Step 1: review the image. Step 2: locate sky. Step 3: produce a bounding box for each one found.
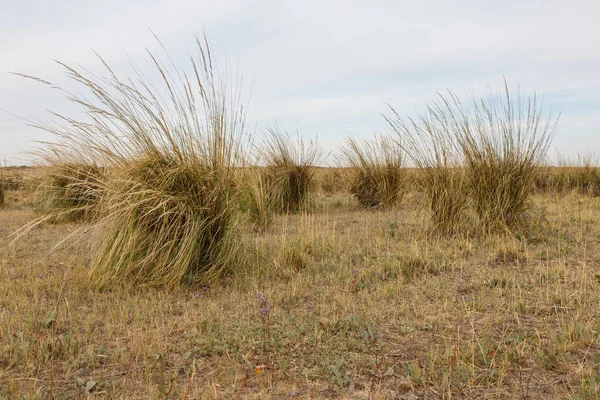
[0,0,599,165]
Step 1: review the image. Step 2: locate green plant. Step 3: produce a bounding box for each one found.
[341,135,405,208]
[329,361,351,392]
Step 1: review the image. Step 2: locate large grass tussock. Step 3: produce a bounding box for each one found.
[456,85,557,233]
[23,36,247,288]
[386,103,467,234]
[388,83,557,235]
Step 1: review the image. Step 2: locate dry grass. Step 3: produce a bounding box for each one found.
[457,85,557,233]
[2,170,600,398]
[387,84,557,235]
[386,103,467,234]
[16,36,248,289]
[34,163,105,222]
[4,33,599,399]
[341,135,405,209]
[534,156,600,197]
[239,167,274,231]
[316,168,348,196]
[262,129,325,213]
[570,154,600,197]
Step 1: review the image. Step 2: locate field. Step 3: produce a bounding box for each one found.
[2,168,600,399]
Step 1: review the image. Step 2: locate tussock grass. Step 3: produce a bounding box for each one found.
[239,167,274,231]
[341,135,405,208]
[571,154,600,196]
[4,166,600,398]
[263,129,324,213]
[34,163,105,222]
[456,85,557,233]
[388,83,557,235]
[19,36,248,288]
[386,104,467,234]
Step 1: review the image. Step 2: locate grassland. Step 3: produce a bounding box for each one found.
[2,168,600,399]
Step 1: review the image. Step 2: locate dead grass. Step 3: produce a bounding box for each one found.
[2,168,600,398]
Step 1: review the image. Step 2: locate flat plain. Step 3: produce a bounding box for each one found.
[2,168,600,399]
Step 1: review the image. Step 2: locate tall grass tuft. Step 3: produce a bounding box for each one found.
[341,135,405,208]
[388,83,558,234]
[239,167,274,231]
[19,35,247,288]
[386,104,467,234]
[35,163,105,222]
[456,85,557,233]
[263,129,324,213]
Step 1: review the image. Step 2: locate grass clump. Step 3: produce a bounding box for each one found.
[386,104,467,234]
[341,135,405,209]
[91,154,241,288]
[239,167,274,231]
[456,84,557,233]
[20,35,247,288]
[34,163,105,222]
[263,129,324,213]
[572,154,600,196]
[388,82,558,235]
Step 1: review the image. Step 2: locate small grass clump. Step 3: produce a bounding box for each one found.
[572,154,600,196]
[20,36,248,288]
[239,167,274,231]
[263,129,324,213]
[34,163,105,222]
[341,135,405,209]
[318,168,347,195]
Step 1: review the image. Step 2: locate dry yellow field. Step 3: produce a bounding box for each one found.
[1,169,600,399]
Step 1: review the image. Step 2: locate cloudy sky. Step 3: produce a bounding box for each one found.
[1,0,599,165]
